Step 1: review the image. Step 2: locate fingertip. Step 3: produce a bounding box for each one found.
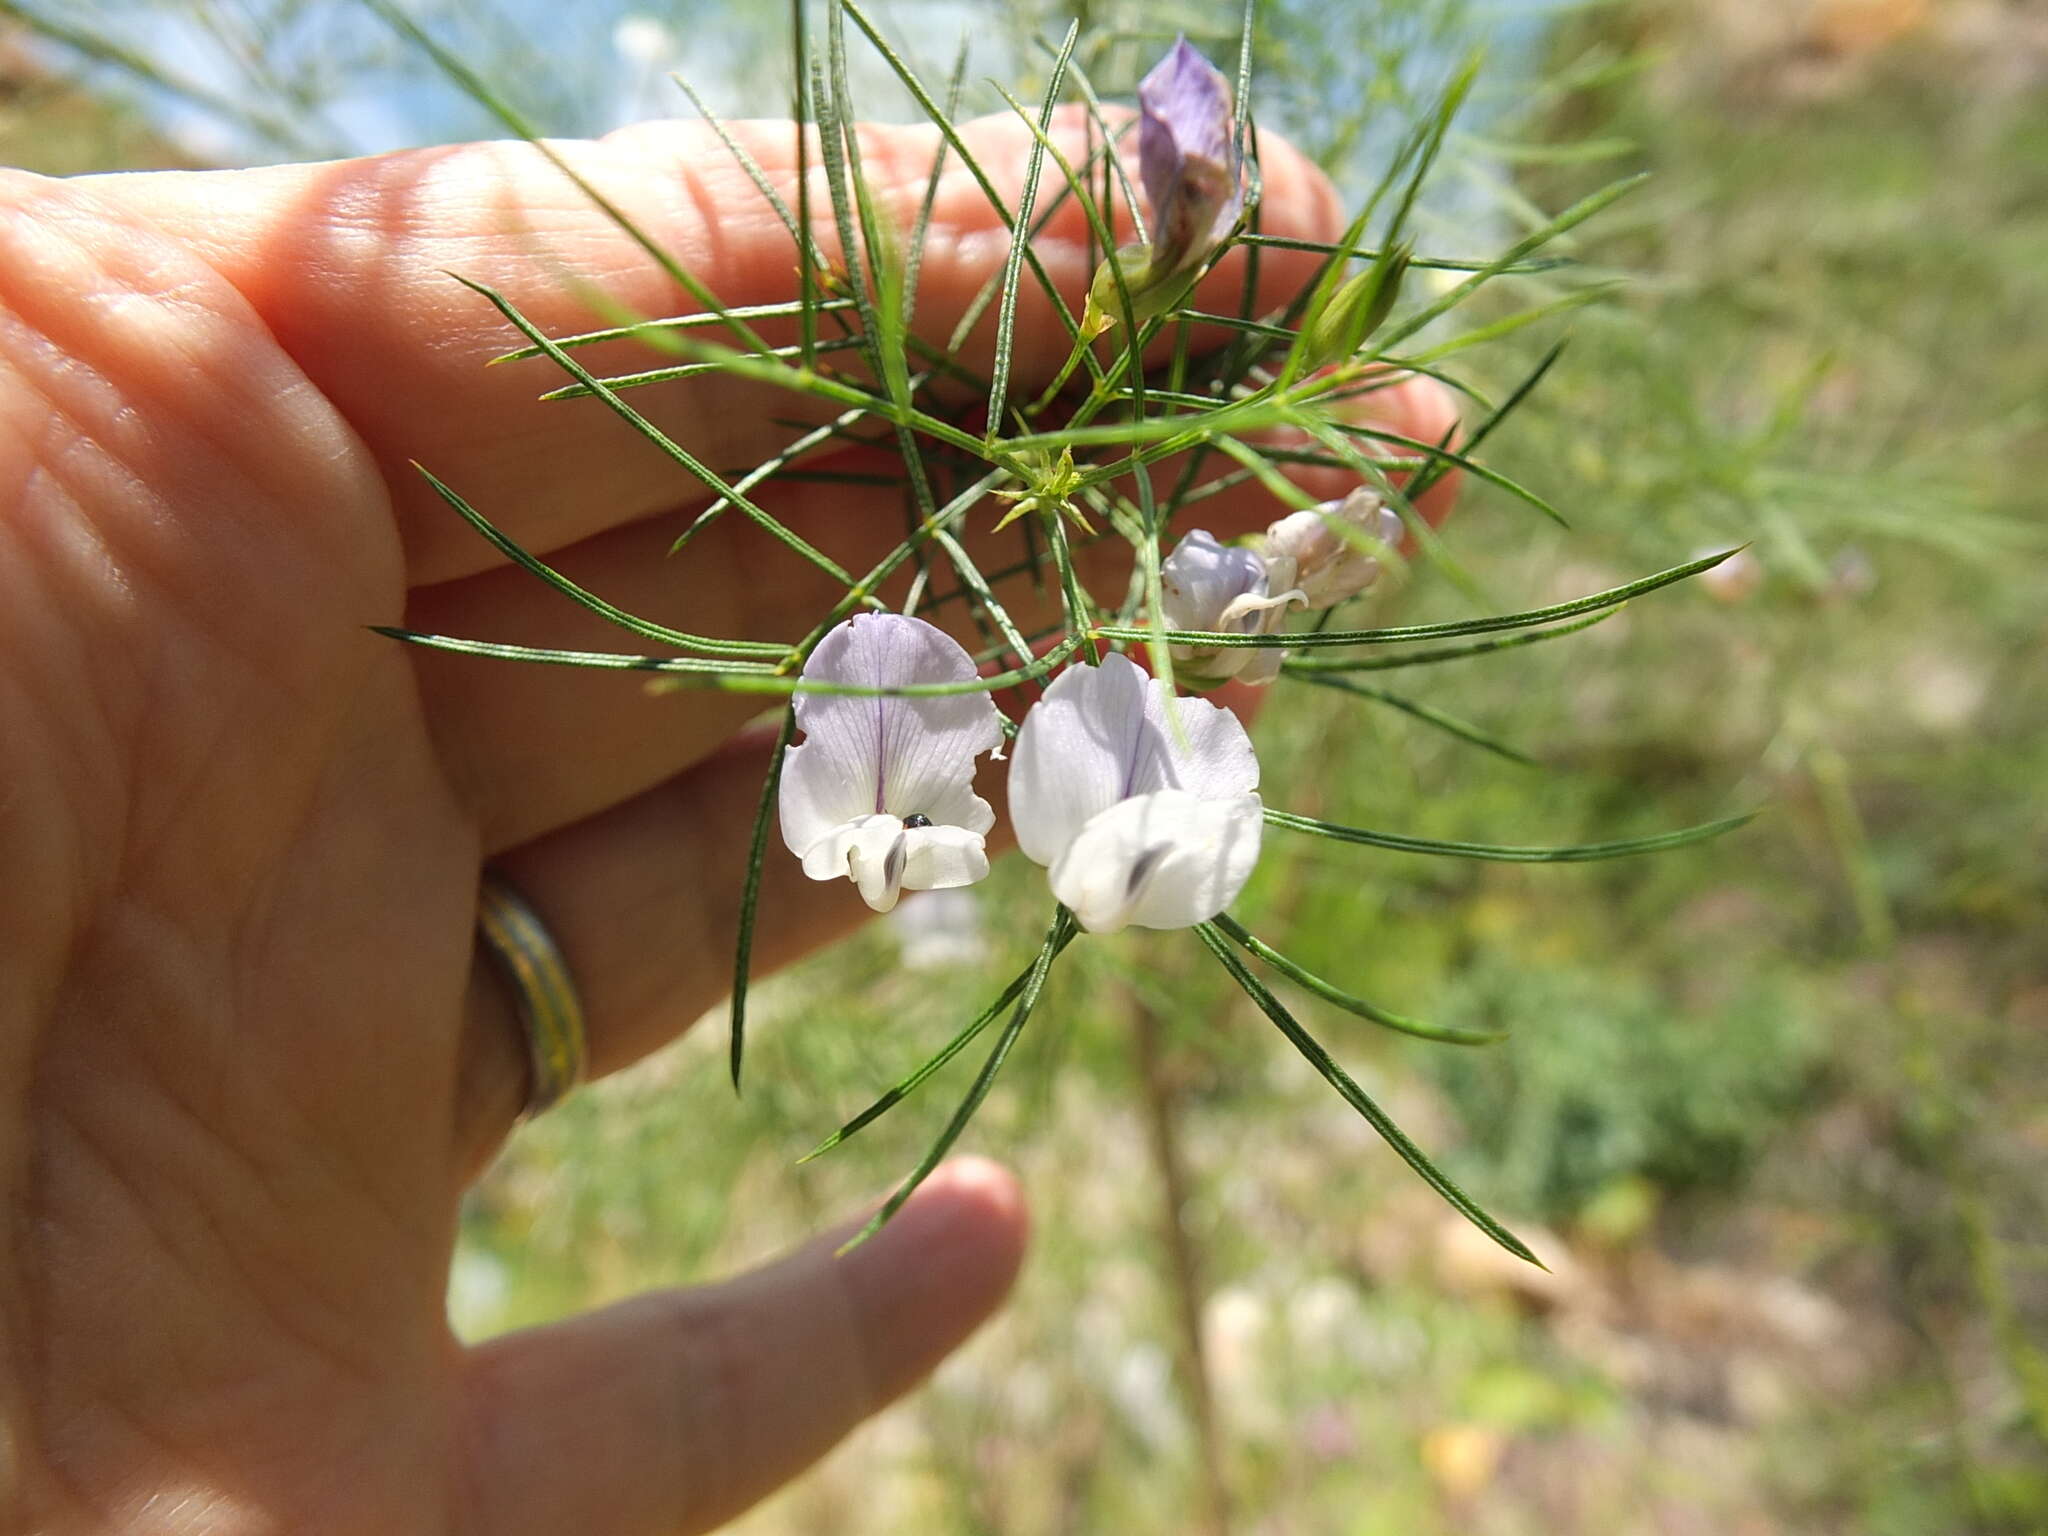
[837,1158,1029,1402]
[1374,372,1464,529]
[1374,371,1464,454]
[1308,369,1463,530]
[920,1154,1032,1248]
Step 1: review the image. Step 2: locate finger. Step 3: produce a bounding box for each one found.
[90,109,1345,584]
[453,729,878,1160]
[410,372,1463,851]
[456,1158,1027,1536]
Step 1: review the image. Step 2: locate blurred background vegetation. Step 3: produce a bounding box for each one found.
[9,0,2044,1529]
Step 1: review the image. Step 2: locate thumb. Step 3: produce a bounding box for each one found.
[453,1158,1028,1536]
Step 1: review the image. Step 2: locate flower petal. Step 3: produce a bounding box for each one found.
[798,813,905,911]
[1049,788,1264,933]
[1137,37,1241,272]
[1009,653,1262,865]
[1231,644,1287,688]
[1008,652,1155,865]
[795,812,991,913]
[779,613,1002,857]
[1137,671,1260,801]
[1161,528,1269,635]
[898,824,991,895]
[1263,490,1404,609]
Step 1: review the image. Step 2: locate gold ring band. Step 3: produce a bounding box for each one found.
[476,871,588,1116]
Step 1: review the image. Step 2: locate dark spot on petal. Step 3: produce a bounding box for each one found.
[1125,843,1171,902]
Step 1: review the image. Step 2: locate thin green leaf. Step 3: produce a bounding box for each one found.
[1323,416,1568,528]
[793,0,817,366]
[1407,335,1568,502]
[410,465,784,658]
[450,275,861,585]
[1282,604,1620,673]
[1460,132,1637,166]
[371,627,783,677]
[801,922,1083,1160]
[671,71,805,251]
[671,404,873,553]
[1409,283,1619,366]
[815,0,953,627]
[902,41,971,334]
[536,335,866,397]
[1195,922,1538,1264]
[1093,548,1741,650]
[1263,807,1759,862]
[987,20,1081,440]
[1056,51,1147,244]
[1212,914,1504,1045]
[1289,671,1537,765]
[372,627,1085,697]
[1382,55,1479,254]
[1236,233,1572,275]
[490,298,857,362]
[843,908,1075,1251]
[929,528,1035,678]
[732,706,799,1087]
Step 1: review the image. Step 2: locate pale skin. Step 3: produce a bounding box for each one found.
[0,108,1458,1534]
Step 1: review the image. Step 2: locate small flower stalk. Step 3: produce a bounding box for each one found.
[1008,653,1264,934]
[778,614,1004,913]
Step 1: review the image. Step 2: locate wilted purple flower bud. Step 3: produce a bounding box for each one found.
[1160,529,1301,686]
[1261,489,1406,609]
[1138,37,1243,278]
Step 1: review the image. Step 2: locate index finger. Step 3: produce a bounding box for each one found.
[89,107,1346,584]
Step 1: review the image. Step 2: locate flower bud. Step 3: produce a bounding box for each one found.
[1302,241,1412,371]
[1160,529,1302,686]
[1137,38,1243,281]
[1261,489,1405,609]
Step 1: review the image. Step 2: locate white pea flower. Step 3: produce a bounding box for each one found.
[1159,528,1302,687]
[1009,652,1263,934]
[778,613,1004,913]
[1261,487,1406,609]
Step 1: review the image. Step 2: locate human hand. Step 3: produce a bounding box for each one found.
[0,109,1457,1534]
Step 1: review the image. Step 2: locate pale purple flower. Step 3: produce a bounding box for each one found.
[778,614,1003,912]
[1261,488,1406,609]
[1008,653,1263,934]
[1159,528,1301,686]
[1138,37,1243,277]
